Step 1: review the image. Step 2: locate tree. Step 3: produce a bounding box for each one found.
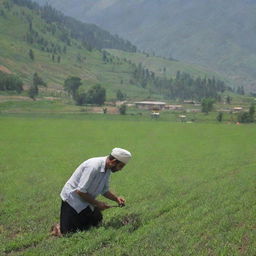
[76,54,82,63]
[237,112,251,123]
[64,76,82,100]
[28,73,47,100]
[28,85,38,101]
[28,20,33,32]
[237,104,255,123]
[237,86,245,95]
[216,112,223,122]
[119,104,127,115]
[85,84,106,105]
[249,103,255,122]
[0,71,23,93]
[74,92,87,105]
[74,84,106,106]
[116,89,126,101]
[226,95,232,104]
[102,51,108,63]
[201,98,215,114]
[29,49,34,60]
[33,72,47,87]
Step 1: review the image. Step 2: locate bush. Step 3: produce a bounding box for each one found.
[0,71,23,93]
[63,76,82,100]
[237,104,255,123]
[85,84,106,105]
[237,112,253,123]
[116,89,126,101]
[216,112,223,122]
[119,104,127,115]
[74,84,106,106]
[201,98,215,114]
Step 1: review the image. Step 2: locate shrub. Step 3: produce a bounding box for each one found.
[119,104,127,115]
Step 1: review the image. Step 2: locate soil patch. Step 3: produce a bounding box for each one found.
[0,65,12,74]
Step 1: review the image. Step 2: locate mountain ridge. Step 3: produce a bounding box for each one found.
[33,0,256,92]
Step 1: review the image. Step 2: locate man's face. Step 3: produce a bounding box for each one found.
[109,160,125,173]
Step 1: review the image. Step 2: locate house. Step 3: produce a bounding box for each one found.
[233,107,243,112]
[183,100,196,104]
[134,101,166,110]
[165,105,183,110]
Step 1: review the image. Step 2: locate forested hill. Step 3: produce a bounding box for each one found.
[33,0,256,92]
[0,0,144,101]
[0,0,233,103]
[11,0,136,52]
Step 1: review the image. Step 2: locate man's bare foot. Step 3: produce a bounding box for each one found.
[50,223,62,237]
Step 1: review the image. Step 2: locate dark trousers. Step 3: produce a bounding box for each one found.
[60,201,103,234]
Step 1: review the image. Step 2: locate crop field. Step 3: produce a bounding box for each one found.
[0,114,255,256]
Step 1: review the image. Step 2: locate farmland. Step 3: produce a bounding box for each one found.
[0,114,255,256]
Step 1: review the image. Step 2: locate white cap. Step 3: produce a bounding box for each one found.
[111,148,132,164]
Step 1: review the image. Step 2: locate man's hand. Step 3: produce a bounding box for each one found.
[103,191,126,207]
[95,201,110,211]
[76,190,111,211]
[116,197,126,207]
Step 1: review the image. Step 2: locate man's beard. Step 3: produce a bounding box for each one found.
[111,168,118,173]
[110,165,119,172]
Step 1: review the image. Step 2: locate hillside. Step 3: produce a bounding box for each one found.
[0,0,235,105]
[0,0,150,101]
[34,0,256,92]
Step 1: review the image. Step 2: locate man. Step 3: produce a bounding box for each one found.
[59,147,132,235]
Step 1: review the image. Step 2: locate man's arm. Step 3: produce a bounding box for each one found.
[76,190,110,211]
[103,191,126,207]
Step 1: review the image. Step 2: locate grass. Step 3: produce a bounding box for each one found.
[0,114,255,255]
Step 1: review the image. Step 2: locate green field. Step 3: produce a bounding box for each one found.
[0,114,255,256]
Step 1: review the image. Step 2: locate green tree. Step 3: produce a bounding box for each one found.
[74,84,106,106]
[249,103,255,122]
[33,72,47,87]
[85,84,106,105]
[237,86,245,95]
[64,76,82,100]
[226,95,232,104]
[75,92,87,106]
[102,51,108,63]
[119,104,127,115]
[0,71,23,93]
[237,112,251,123]
[28,85,38,101]
[237,104,255,123]
[28,73,47,100]
[116,89,126,101]
[201,98,215,114]
[216,112,223,122]
[29,49,34,60]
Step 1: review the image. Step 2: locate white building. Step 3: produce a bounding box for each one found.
[134,101,166,110]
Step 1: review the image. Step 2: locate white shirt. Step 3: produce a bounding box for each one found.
[60,156,111,213]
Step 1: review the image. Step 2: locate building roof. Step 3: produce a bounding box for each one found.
[134,101,166,105]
